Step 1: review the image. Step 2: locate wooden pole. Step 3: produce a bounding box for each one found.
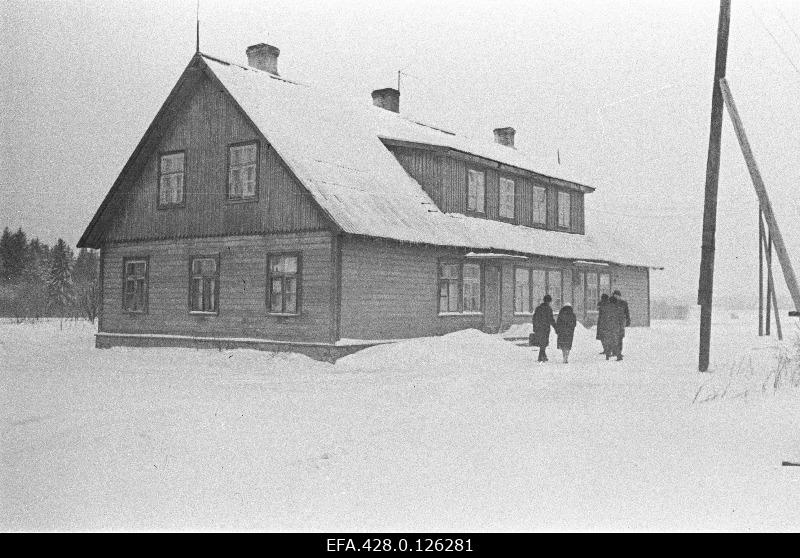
[719,77,800,315]
[766,227,772,336]
[759,206,764,336]
[698,0,731,372]
[761,224,784,340]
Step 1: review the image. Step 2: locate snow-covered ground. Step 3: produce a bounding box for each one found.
[1,315,799,532]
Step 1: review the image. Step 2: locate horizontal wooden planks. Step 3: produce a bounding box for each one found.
[105,74,326,244]
[101,232,334,342]
[390,145,584,233]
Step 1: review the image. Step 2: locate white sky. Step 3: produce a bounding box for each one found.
[2,0,799,306]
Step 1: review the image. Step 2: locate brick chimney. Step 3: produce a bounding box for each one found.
[246,43,280,75]
[372,88,400,113]
[493,127,516,148]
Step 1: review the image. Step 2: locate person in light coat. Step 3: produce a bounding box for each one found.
[556,304,577,364]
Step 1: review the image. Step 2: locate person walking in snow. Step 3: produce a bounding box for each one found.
[596,293,612,358]
[532,294,557,362]
[609,290,631,360]
[556,304,577,364]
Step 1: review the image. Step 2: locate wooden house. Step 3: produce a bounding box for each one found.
[78,44,660,360]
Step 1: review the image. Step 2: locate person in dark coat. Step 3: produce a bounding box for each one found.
[531,295,557,362]
[596,293,612,358]
[610,290,631,360]
[556,305,577,364]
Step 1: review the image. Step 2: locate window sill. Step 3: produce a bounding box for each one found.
[438,311,484,317]
[189,311,219,316]
[226,196,259,204]
[269,312,300,317]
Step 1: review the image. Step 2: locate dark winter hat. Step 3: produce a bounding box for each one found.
[600,293,609,301]
[543,294,552,303]
[613,290,621,296]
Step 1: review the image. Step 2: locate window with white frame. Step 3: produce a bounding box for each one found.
[562,269,573,307]
[558,191,572,228]
[438,261,483,314]
[531,269,546,307]
[123,258,148,313]
[599,273,611,296]
[467,169,485,213]
[438,262,461,313]
[586,271,599,309]
[499,177,515,219]
[532,185,547,225]
[547,269,562,310]
[514,267,531,314]
[268,254,299,314]
[158,152,185,206]
[462,263,482,312]
[228,142,258,200]
[190,257,219,313]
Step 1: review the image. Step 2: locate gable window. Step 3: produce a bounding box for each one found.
[158,152,185,207]
[558,191,572,228]
[532,186,547,225]
[189,256,219,314]
[268,254,299,315]
[514,267,531,314]
[499,177,515,219]
[228,142,258,200]
[467,169,485,213]
[462,263,482,312]
[123,258,148,313]
[438,261,483,314]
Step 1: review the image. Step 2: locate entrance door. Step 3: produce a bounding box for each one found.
[484,265,502,333]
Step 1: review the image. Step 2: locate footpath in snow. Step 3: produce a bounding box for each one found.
[1,315,799,531]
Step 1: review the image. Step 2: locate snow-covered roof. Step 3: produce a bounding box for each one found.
[202,54,658,269]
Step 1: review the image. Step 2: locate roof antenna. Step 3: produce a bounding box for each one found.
[195,0,200,53]
[557,148,561,165]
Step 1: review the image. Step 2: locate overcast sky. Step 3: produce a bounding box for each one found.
[2,0,799,305]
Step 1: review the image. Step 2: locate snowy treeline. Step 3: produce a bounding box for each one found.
[0,227,98,322]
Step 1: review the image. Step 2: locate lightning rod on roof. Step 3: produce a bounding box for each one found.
[195,0,200,53]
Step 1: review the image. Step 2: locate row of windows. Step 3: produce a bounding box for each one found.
[513,267,611,314]
[157,141,259,208]
[466,168,573,228]
[122,253,299,315]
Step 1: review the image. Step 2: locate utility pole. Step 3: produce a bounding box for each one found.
[697,0,731,372]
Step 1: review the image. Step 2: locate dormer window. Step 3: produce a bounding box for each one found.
[558,191,572,228]
[467,169,485,213]
[532,185,547,225]
[228,142,259,200]
[499,177,515,220]
[158,151,185,207]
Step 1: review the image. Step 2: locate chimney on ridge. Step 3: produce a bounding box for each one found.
[493,127,516,148]
[246,43,280,75]
[372,88,400,113]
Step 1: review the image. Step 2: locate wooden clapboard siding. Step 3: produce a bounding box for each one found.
[100,232,334,342]
[339,237,484,340]
[393,147,443,206]
[388,145,584,233]
[610,265,650,327]
[104,73,326,244]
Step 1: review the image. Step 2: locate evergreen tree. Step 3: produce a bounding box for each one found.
[47,238,74,315]
[73,248,100,322]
